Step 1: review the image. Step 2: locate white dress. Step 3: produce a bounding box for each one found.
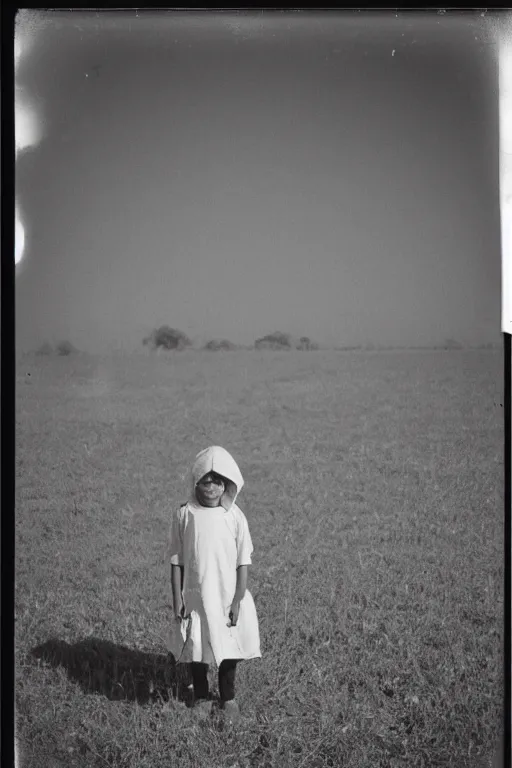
[167,500,261,666]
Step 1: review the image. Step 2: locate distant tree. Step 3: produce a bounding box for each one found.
[477,341,498,350]
[35,342,54,356]
[254,331,292,350]
[56,340,77,356]
[204,339,237,351]
[297,336,319,350]
[143,326,192,351]
[443,338,464,350]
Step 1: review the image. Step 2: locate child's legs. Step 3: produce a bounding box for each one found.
[190,662,209,700]
[218,659,238,702]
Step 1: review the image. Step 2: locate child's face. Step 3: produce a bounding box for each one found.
[195,472,226,507]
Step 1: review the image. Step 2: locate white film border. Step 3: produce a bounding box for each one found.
[15,11,43,267]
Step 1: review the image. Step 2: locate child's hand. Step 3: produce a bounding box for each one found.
[228,600,240,627]
[174,604,184,622]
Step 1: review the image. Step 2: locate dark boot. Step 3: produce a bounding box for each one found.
[218,659,240,721]
[190,662,209,703]
[218,658,237,702]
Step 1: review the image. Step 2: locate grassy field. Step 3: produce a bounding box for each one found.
[15,349,504,768]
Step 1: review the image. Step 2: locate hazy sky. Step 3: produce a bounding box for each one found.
[15,10,501,351]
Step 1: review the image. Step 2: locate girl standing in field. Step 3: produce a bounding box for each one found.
[168,446,261,720]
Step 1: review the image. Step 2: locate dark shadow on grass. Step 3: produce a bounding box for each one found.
[30,637,193,705]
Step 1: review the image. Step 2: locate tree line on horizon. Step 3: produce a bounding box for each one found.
[142,327,319,351]
[29,326,500,356]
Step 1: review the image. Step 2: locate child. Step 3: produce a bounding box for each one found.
[168,446,261,719]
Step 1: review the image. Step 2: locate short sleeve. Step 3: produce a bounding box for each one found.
[169,506,184,566]
[236,510,254,567]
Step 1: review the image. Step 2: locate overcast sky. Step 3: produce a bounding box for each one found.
[15,10,501,351]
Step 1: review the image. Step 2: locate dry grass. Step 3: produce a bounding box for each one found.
[15,349,504,767]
